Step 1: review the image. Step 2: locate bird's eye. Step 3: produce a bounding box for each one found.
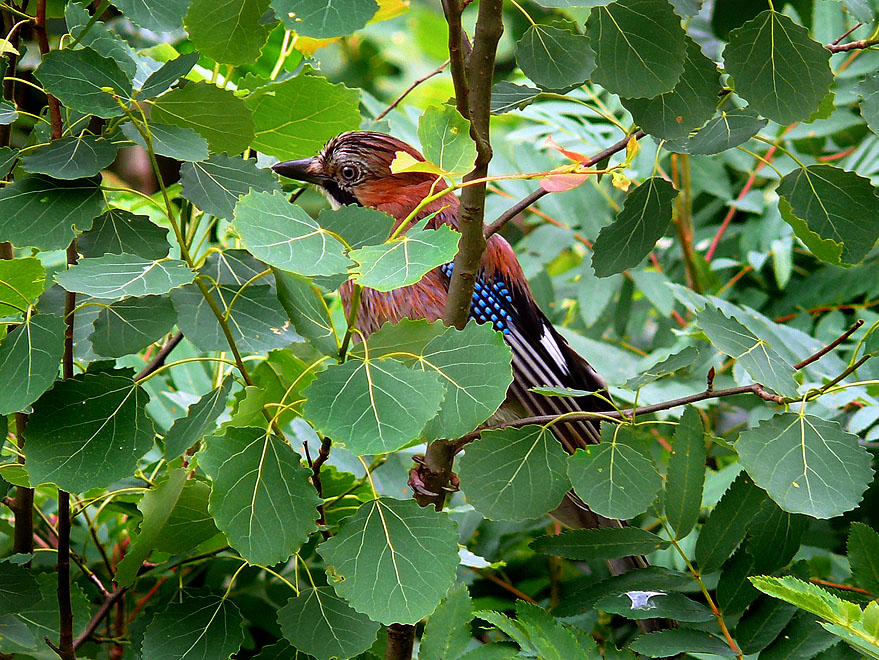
[340,165,359,181]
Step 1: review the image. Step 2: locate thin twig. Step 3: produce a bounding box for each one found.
[827,37,879,52]
[310,437,332,541]
[484,130,646,238]
[375,60,450,121]
[794,319,863,370]
[832,23,862,46]
[72,587,126,650]
[134,332,183,381]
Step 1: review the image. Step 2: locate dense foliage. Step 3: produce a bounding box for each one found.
[3,0,879,658]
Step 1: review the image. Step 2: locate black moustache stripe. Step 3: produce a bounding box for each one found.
[321,179,360,207]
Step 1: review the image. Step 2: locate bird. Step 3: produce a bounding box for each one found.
[273,131,650,578]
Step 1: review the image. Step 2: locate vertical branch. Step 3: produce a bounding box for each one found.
[12,413,33,558]
[33,0,62,139]
[671,153,700,292]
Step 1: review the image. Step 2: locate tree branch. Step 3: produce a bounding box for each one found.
[827,37,879,53]
[133,331,183,381]
[33,0,62,140]
[375,60,450,122]
[484,130,646,238]
[794,319,863,370]
[73,587,126,650]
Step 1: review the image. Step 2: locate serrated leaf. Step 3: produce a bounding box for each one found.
[349,221,459,291]
[181,155,280,221]
[56,254,194,300]
[277,587,380,660]
[34,47,131,118]
[458,425,570,521]
[90,295,177,357]
[199,426,320,565]
[736,413,873,519]
[586,0,686,98]
[318,498,459,625]
[0,175,103,251]
[137,53,200,99]
[776,165,879,266]
[164,378,232,459]
[417,104,477,175]
[624,346,699,389]
[273,269,339,356]
[20,136,118,179]
[665,108,768,155]
[151,82,254,155]
[622,37,719,140]
[23,371,154,492]
[77,209,170,259]
[245,75,361,160]
[591,177,677,277]
[664,406,705,539]
[724,11,832,124]
[0,313,65,415]
[421,584,473,660]
[0,257,45,317]
[532,527,670,560]
[185,0,273,66]
[698,304,798,398]
[303,357,445,455]
[316,205,395,250]
[629,629,735,657]
[15,573,90,651]
[695,472,769,574]
[0,562,40,616]
[110,0,187,32]
[596,591,713,622]
[750,576,863,625]
[567,424,663,519]
[122,121,209,162]
[142,595,244,660]
[273,0,378,37]
[516,24,594,90]
[848,523,879,596]
[234,190,350,277]
[0,101,18,125]
[491,82,541,115]
[514,601,597,659]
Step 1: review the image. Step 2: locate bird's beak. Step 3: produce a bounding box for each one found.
[272,157,323,184]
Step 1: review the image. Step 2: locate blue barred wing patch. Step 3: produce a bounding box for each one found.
[441,262,513,335]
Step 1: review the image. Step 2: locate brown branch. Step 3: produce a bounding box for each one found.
[385,624,416,660]
[441,0,471,124]
[484,130,646,238]
[52,491,75,659]
[309,437,332,541]
[794,319,863,370]
[832,23,862,46]
[133,331,183,381]
[374,60,450,122]
[12,413,33,559]
[33,0,62,140]
[73,587,126,650]
[827,37,879,53]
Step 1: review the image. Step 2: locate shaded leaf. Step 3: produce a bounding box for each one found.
[629,629,735,657]
[664,406,705,539]
[164,378,233,459]
[664,108,768,155]
[318,498,459,625]
[459,425,570,521]
[491,82,541,114]
[185,0,273,66]
[0,562,40,616]
[137,53,200,99]
[596,591,714,622]
[142,595,244,660]
[316,205,395,250]
[0,314,65,415]
[624,346,699,390]
[20,136,117,179]
[737,413,873,518]
[0,146,17,178]
[152,478,219,553]
[859,71,879,138]
[15,573,89,651]
[90,295,177,357]
[77,209,170,259]
[65,1,137,78]
[181,155,280,220]
[532,527,670,560]
[736,595,797,655]
[274,269,339,356]
[110,0,188,31]
[516,24,594,90]
[848,523,879,596]
[272,0,378,37]
[122,121,209,162]
[56,254,194,300]
[0,101,18,125]
[34,47,132,118]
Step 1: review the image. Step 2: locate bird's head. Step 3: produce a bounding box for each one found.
[272,131,458,227]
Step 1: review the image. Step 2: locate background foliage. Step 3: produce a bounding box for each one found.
[3,0,879,658]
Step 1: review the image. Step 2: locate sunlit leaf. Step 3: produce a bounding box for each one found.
[185,0,273,66]
[65,1,137,78]
[0,257,46,317]
[0,102,18,125]
[418,104,477,175]
[316,205,395,250]
[272,0,379,37]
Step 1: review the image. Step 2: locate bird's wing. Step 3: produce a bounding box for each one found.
[441,235,613,453]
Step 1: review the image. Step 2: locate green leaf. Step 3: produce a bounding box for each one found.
[735,595,797,654]
[858,71,879,138]
[20,136,118,180]
[233,190,350,277]
[137,53,200,99]
[665,108,768,155]
[514,601,598,659]
[185,0,273,66]
[34,47,132,118]
[56,254,194,300]
[24,371,154,492]
[621,37,719,140]
[849,523,879,596]
[0,562,40,616]
[591,177,678,277]
[15,573,90,651]
[0,101,18,125]
[841,0,873,22]
[302,357,445,455]
[595,591,714,622]
[586,0,686,99]
[418,104,477,175]
[65,1,137,78]
[152,478,219,553]
[694,472,769,574]
[567,424,663,519]
[0,314,65,415]
[316,205,395,250]
[164,378,232,459]
[122,122,210,162]
[664,406,705,539]
[181,155,280,221]
[226,350,316,429]
[420,584,473,660]
[750,575,862,625]
[724,11,833,124]
[516,24,594,90]
[318,498,459,625]
[0,257,45,317]
[0,175,103,251]
[115,467,188,586]
[78,209,170,259]
[151,82,255,155]
[624,346,699,389]
[0,147,18,178]
[90,295,177,357]
[274,269,339,356]
[776,165,879,266]
[490,82,541,115]
[736,413,873,519]
[252,640,313,660]
[629,629,735,657]
[349,221,460,291]
[142,595,244,660]
[272,0,378,37]
[110,0,188,32]
[199,426,320,565]
[698,304,798,398]
[277,587,380,660]
[532,527,671,560]
[458,425,570,521]
[246,75,361,160]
